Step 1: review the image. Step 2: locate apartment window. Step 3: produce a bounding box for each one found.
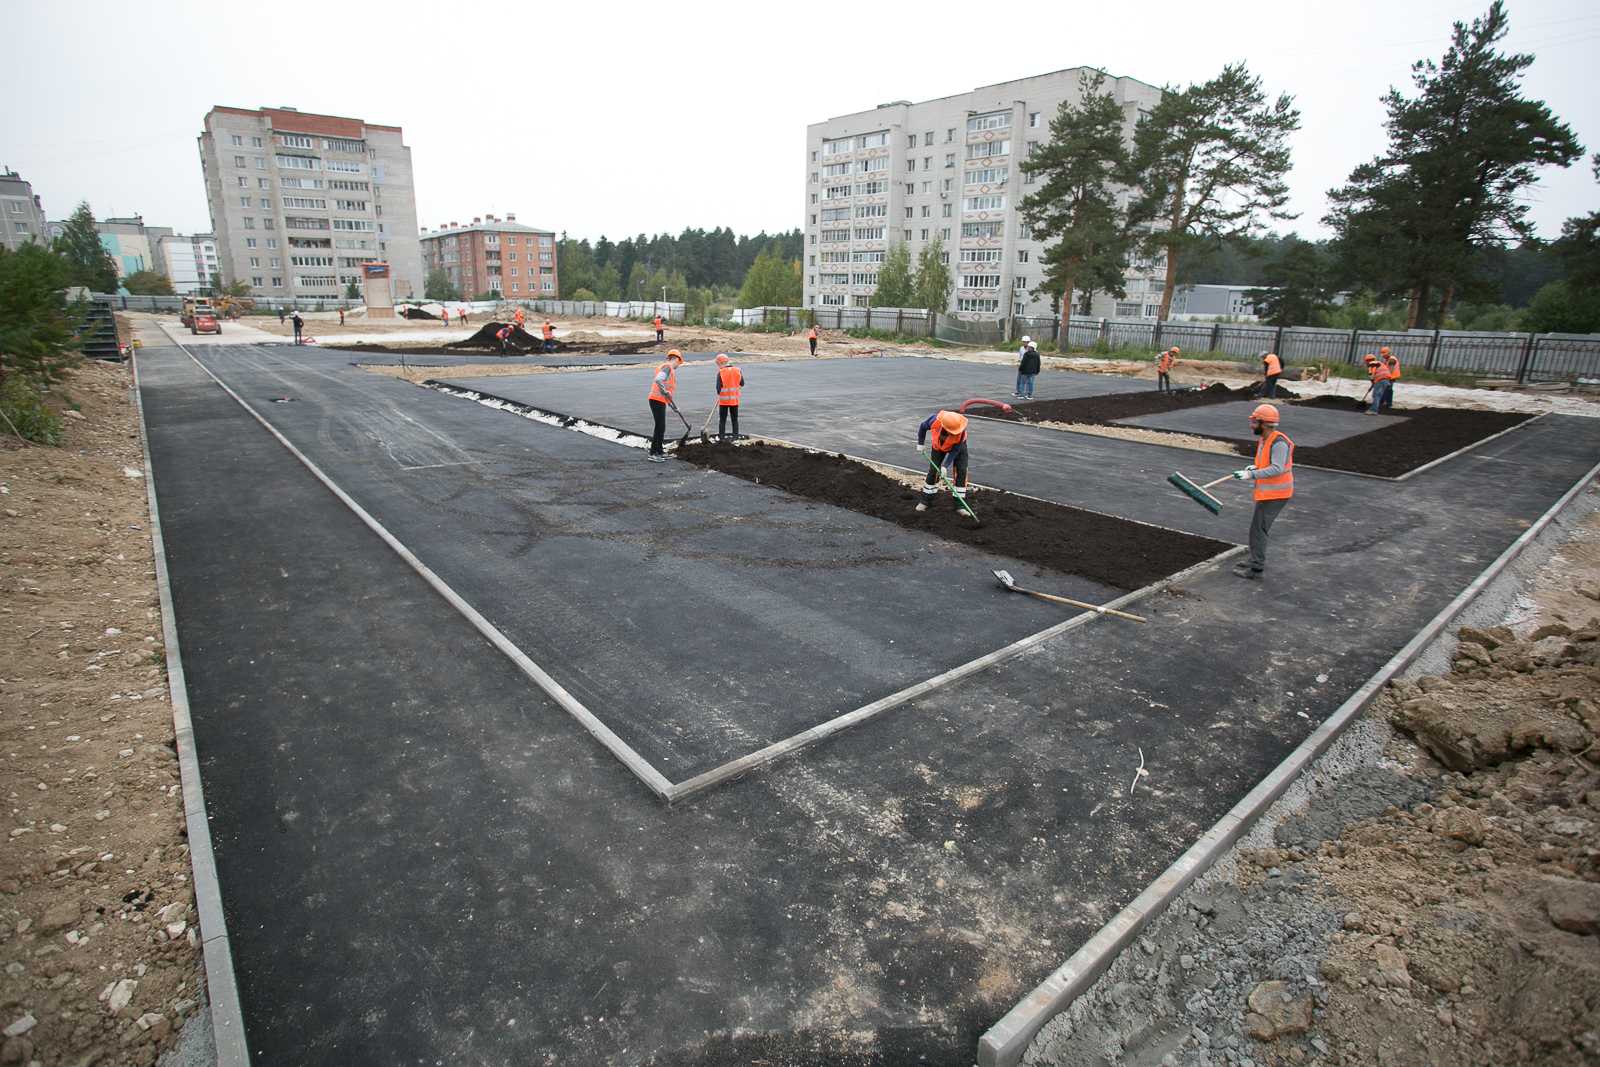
[963,195,1007,213]
[943,204,952,217]
[923,131,933,146]
[823,161,850,177]
[821,294,845,306]
[239,195,250,207]
[966,141,1010,159]
[808,254,816,266]
[1145,305,1162,318]
[921,205,931,217]
[906,158,915,172]
[811,150,818,161]
[907,134,918,148]
[258,178,270,189]
[811,214,818,225]
[810,172,817,183]
[236,177,248,188]
[266,238,278,248]
[271,276,282,287]
[905,207,914,219]
[230,134,243,146]
[276,155,318,170]
[821,228,850,242]
[960,249,1001,263]
[283,196,326,209]
[824,184,851,200]
[968,111,1012,132]
[327,180,368,191]
[1014,276,1029,289]
[923,156,932,170]
[252,136,264,148]
[252,276,264,287]
[260,198,271,209]
[270,257,280,268]
[857,156,887,174]
[822,137,852,156]
[903,229,913,241]
[860,130,889,148]
[255,158,266,170]
[1028,112,1040,128]
[245,238,257,249]
[323,137,365,153]
[820,207,849,222]
[332,219,375,231]
[335,200,367,212]
[966,167,1007,186]
[904,183,914,195]
[958,297,1001,313]
[263,219,274,230]
[234,155,245,167]
[853,180,887,196]
[920,228,929,240]
[1027,141,1040,158]
[960,274,1001,289]
[850,272,878,287]
[941,251,951,264]
[510,268,518,276]
[850,250,886,263]
[943,178,953,192]
[249,257,260,268]
[854,204,887,219]
[922,181,932,193]
[853,227,885,241]
[946,128,955,142]
[1116,302,1142,317]
[278,134,314,149]
[326,160,362,174]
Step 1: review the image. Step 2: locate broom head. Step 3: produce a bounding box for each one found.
[1167,471,1223,515]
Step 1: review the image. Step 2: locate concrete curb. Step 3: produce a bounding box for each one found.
[976,454,1600,1067]
[131,348,252,1066]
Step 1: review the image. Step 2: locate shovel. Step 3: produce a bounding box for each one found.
[667,398,694,447]
[992,569,1146,623]
[919,448,980,524]
[697,406,716,444]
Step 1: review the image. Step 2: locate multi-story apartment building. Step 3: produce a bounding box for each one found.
[156,232,220,294]
[96,216,157,279]
[0,169,47,252]
[419,214,557,300]
[197,106,422,300]
[803,68,1167,322]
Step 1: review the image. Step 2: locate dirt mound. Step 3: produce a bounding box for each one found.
[1295,407,1533,478]
[449,321,540,352]
[674,440,1229,590]
[400,306,439,321]
[1004,382,1297,426]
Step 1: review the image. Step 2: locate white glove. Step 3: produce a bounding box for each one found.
[1232,468,1253,480]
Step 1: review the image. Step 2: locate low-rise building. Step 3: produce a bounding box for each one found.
[0,168,48,252]
[420,214,557,300]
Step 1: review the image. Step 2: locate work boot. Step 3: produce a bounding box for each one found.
[1233,567,1262,581]
[646,453,667,463]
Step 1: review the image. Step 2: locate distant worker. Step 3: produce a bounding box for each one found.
[653,314,665,343]
[807,324,819,356]
[514,306,526,330]
[496,323,513,355]
[338,307,346,326]
[291,311,304,345]
[646,349,685,462]
[542,319,556,353]
[1230,403,1294,581]
[1157,346,1179,392]
[715,353,745,439]
[1260,350,1282,398]
[458,307,468,327]
[1363,353,1392,415]
[1015,335,1040,399]
[278,307,286,325]
[1381,346,1400,411]
[916,409,972,516]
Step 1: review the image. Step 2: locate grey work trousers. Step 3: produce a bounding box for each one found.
[1247,497,1290,573]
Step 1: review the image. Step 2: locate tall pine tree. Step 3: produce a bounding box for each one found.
[1019,70,1133,340]
[1128,64,1300,320]
[52,202,117,294]
[1325,2,1582,327]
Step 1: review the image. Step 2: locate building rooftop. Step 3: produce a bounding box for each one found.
[207,105,403,136]
[421,213,553,238]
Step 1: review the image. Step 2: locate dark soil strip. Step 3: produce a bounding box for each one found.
[325,337,660,358]
[675,441,1231,591]
[1001,383,1294,425]
[1286,396,1534,478]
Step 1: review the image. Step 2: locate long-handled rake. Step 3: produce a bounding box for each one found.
[1166,471,1233,515]
[919,448,980,524]
[992,569,1146,623]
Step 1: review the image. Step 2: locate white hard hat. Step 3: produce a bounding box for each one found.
[1021,336,1032,344]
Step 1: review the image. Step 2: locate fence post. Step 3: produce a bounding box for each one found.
[1098,318,1110,347]
[1152,319,1163,353]
[1209,323,1220,353]
[897,308,903,335]
[1514,333,1537,384]
[1273,325,1284,356]
[1426,329,1441,371]
[1346,330,1360,365]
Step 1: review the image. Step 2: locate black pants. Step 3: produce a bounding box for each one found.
[293,326,302,344]
[923,442,969,489]
[1157,371,1170,392]
[656,329,664,342]
[1262,375,1280,398]
[809,339,817,355]
[717,405,739,436]
[649,399,667,454]
[1248,497,1289,573]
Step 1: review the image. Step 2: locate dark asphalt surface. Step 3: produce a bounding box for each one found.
[325,348,752,369]
[1113,398,1410,448]
[139,341,1600,1065]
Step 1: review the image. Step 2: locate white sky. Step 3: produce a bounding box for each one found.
[3,0,1596,245]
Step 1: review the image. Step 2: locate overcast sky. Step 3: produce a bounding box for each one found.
[3,0,1595,246]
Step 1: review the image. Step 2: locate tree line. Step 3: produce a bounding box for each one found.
[1018,1,1596,335]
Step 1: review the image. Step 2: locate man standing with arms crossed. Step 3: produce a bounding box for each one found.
[1230,403,1294,581]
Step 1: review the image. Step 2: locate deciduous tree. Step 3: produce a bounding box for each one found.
[424,268,461,301]
[1245,236,1332,326]
[912,237,953,314]
[122,270,174,296]
[870,243,915,307]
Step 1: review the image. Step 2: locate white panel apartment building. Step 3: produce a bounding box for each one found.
[0,168,48,252]
[155,233,219,294]
[804,69,1167,322]
[197,106,422,300]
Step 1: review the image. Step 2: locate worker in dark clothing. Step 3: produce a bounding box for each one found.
[291,311,304,344]
[646,349,685,462]
[807,325,818,356]
[714,353,744,438]
[1230,403,1294,581]
[916,410,973,518]
[1015,336,1040,399]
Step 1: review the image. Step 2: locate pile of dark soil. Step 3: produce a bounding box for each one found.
[1003,382,1297,425]
[675,441,1229,590]
[1289,400,1534,478]
[400,306,439,320]
[328,336,661,359]
[449,321,542,351]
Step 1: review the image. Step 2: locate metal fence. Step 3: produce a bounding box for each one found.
[728,306,934,334]
[1012,315,1600,384]
[92,293,686,322]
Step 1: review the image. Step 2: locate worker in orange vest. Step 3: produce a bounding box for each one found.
[1230,403,1294,581]
[458,308,468,327]
[542,319,555,353]
[1362,354,1392,415]
[1157,346,1178,392]
[653,314,665,343]
[1381,346,1400,411]
[513,307,526,330]
[1259,351,1283,398]
[495,323,513,355]
[915,410,973,516]
[646,349,685,462]
[807,324,819,356]
[714,353,745,439]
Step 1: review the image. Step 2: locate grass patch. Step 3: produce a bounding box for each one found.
[843,327,946,347]
[0,376,65,445]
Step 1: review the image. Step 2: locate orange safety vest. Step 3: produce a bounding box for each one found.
[1368,361,1392,383]
[514,309,525,323]
[653,316,663,330]
[1387,355,1401,380]
[717,366,742,406]
[929,418,967,454]
[1252,429,1294,502]
[807,327,817,340]
[648,361,677,404]
[542,323,554,339]
[1263,353,1282,376]
[1158,350,1175,372]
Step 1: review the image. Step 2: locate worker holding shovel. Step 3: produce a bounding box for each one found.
[916,410,974,517]
[646,349,686,462]
[1230,403,1294,581]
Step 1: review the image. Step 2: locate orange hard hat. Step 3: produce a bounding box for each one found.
[1171,346,1180,354]
[1363,353,1378,364]
[938,410,968,435]
[715,353,730,366]
[666,349,683,361]
[1250,403,1280,424]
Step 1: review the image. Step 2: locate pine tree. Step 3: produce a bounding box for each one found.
[1325,2,1583,327]
[871,243,916,307]
[52,202,117,294]
[1019,70,1134,340]
[1245,236,1333,326]
[424,268,461,301]
[0,243,77,389]
[1129,64,1301,320]
[912,238,953,314]
[1556,154,1600,292]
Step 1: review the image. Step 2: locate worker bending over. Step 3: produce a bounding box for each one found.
[1157,346,1178,392]
[1230,403,1294,581]
[714,353,744,438]
[1363,354,1392,415]
[646,350,685,462]
[495,323,513,354]
[1259,351,1282,398]
[916,410,971,515]
[1381,346,1400,411]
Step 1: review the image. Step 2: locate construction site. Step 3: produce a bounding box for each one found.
[4,312,1598,1067]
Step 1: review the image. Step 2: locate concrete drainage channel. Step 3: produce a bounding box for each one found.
[978,457,1600,1067]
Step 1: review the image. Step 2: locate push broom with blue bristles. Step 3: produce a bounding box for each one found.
[1167,470,1234,515]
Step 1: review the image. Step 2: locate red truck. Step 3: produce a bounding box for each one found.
[181,300,222,335]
